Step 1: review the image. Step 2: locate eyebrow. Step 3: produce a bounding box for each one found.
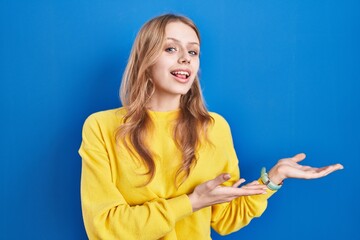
[166,37,200,46]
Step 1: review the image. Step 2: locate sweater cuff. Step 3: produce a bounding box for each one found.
[167,194,193,222]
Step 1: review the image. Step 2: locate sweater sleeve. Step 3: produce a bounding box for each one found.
[210,116,276,235]
[79,114,193,240]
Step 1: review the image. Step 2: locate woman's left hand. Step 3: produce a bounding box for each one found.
[267,153,344,184]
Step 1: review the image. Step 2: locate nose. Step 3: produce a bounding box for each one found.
[178,51,191,64]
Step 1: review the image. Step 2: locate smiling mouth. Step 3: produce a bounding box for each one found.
[170,71,190,79]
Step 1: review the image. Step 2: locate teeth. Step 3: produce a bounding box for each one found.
[172,71,190,76]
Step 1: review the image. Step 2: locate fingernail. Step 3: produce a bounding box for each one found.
[224,174,231,180]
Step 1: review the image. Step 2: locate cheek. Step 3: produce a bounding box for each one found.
[192,68,200,80]
[150,65,165,80]
[151,59,169,77]
[193,59,200,72]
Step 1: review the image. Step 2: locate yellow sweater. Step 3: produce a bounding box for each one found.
[79,107,275,240]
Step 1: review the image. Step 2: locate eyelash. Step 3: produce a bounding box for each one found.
[165,47,198,56]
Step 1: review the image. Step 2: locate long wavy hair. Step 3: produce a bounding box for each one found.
[116,14,213,187]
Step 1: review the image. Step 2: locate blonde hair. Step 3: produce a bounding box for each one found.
[116,14,213,186]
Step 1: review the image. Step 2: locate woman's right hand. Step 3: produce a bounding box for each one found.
[188,174,268,212]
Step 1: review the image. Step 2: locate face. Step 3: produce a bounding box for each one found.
[149,21,200,104]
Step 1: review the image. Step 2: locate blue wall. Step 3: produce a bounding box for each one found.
[1,1,359,239]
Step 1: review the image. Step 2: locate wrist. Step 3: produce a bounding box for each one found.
[188,193,200,212]
[260,167,284,191]
[268,165,286,185]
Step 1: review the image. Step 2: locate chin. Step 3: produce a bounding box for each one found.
[177,87,192,96]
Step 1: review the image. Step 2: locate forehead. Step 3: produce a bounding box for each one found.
[165,21,199,44]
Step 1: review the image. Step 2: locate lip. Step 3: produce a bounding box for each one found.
[170,68,192,83]
[171,74,191,83]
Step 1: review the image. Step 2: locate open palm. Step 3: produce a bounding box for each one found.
[268,153,344,184]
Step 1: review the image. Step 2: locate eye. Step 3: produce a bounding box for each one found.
[165,47,177,53]
[188,50,198,56]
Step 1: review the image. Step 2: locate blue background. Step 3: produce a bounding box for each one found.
[1,0,359,239]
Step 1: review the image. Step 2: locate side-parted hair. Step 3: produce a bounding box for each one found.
[116,14,213,187]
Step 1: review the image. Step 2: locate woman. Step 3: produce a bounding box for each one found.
[79,14,343,239]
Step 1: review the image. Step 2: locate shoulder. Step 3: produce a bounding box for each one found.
[207,111,233,140]
[208,112,231,130]
[205,111,234,146]
[85,107,125,121]
[82,107,126,130]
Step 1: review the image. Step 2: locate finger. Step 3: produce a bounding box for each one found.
[210,183,269,200]
[216,184,268,196]
[336,163,344,170]
[318,164,344,176]
[304,164,344,179]
[239,187,268,195]
[242,184,268,191]
[245,180,261,186]
[203,173,231,191]
[232,178,246,188]
[291,153,306,163]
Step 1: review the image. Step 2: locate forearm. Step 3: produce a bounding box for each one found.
[82,194,192,240]
[211,186,275,235]
[80,144,193,240]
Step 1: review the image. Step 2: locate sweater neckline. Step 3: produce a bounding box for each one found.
[147,108,180,121]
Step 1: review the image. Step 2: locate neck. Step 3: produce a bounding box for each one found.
[147,93,181,112]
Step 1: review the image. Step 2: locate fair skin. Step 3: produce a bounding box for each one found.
[148,21,344,212]
[189,153,343,211]
[148,21,200,111]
